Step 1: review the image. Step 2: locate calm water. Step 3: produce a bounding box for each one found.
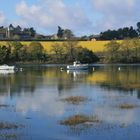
[0,64,140,140]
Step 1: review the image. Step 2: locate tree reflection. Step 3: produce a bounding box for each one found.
[0,65,140,99]
[87,65,140,97]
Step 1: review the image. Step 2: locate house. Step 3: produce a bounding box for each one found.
[51,34,58,40]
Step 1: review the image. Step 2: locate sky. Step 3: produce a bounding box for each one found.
[0,0,139,36]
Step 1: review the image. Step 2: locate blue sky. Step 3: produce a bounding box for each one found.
[0,0,139,36]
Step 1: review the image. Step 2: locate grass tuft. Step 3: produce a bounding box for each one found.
[119,103,137,109]
[0,122,24,130]
[61,96,89,105]
[60,115,100,126]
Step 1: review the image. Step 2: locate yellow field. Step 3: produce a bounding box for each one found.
[0,40,114,53]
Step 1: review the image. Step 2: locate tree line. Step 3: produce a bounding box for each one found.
[99,22,140,40]
[0,42,47,64]
[50,41,99,63]
[1,22,140,41]
[0,41,99,64]
[105,38,140,63]
[0,39,139,64]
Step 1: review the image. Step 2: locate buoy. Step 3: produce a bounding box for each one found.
[118,67,121,71]
[60,67,63,71]
[20,68,23,72]
[93,67,95,71]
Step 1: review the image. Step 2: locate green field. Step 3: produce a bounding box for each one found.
[0,40,119,53]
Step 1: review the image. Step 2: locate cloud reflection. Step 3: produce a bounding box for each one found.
[16,89,65,117]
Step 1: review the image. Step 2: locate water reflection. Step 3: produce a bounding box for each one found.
[87,66,140,91]
[0,66,139,96]
[0,65,139,140]
[0,69,15,75]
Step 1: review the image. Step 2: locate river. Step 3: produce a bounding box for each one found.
[0,64,140,140]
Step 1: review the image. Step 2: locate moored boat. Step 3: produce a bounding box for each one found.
[67,61,88,70]
[0,64,15,70]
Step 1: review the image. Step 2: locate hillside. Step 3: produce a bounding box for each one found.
[0,40,112,53]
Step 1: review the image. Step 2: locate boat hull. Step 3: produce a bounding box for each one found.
[0,66,15,70]
[67,65,88,70]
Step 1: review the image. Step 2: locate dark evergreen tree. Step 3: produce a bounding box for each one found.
[57,26,64,39]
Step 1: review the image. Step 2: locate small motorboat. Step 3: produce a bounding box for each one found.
[0,69,15,74]
[67,61,88,70]
[0,64,15,70]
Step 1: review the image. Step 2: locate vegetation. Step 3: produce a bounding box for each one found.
[61,96,89,105]
[0,133,18,140]
[0,41,99,64]
[119,104,137,109]
[104,38,140,63]
[60,115,100,126]
[105,41,121,63]
[0,42,47,64]
[63,41,79,62]
[0,45,10,63]
[100,26,138,40]
[77,47,99,63]
[0,36,139,64]
[0,104,10,108]
[57,26,74,40]
[0,122,24,130]
[50,43,65,63]
[50,41,99,63]
[0,40,109,53]
[1,21,140,41]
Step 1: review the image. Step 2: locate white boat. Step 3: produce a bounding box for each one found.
[67,61,88,70]
[0,69,15,74]
[0,64,15,70]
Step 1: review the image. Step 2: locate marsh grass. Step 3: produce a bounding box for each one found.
[61,96,89,105]
[0,133,18,140]
[119,103,138,109]
[126,84,140,89]
[60,115,101,126]
[0,122,24,130]
[0,105,10,108]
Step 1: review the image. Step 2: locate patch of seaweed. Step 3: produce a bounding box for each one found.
[61,96,89,105]
[0,122,24,130]
[60,115,101,126]
[0,104,10,108]
[0,133,18,140]
[119,103,137,109]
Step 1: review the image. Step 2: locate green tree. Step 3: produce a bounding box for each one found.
[18,45,28,61]
[50,43,65,63]
[129,26,138,38]
[105,41,121,63]
[63,41,79,62]
[28,42,46,61]
[77,47,99,63]
[63,29,74,40]
[57,26,64,39]
[129,38,140,62]
[137,22,140,35]
[120,39,133,63]
[0,45,10,64]
[9,42,23,61]
[29,27,36,37]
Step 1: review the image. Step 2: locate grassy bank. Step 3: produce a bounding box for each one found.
[0,40,113,53]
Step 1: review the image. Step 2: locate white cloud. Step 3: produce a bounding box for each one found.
[0,11,6,25]
[14,0,140,35]
[90,0,140,32]
[16,88,66,117]
[16,0,92,35]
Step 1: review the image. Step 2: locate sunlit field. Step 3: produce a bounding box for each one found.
[0,41,115,53]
